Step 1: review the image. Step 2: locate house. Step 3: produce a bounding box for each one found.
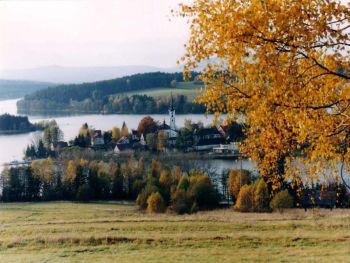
[193,127,226,151]
[114,143,133,154]
[51,141,68,152]
[91,130,104,146]
[158,120,171,131]
[117,136,130,145]
[114,134,145,154]
[131,129,139,141]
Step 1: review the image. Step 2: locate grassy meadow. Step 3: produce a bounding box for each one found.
[0,202,350,262]
[119,82,203,101]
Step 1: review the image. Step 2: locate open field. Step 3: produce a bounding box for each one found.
[119,82,203,101]
[1,202,350,262]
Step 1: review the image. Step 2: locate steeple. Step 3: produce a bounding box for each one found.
[170,92,174,111]
[169,93,176,134]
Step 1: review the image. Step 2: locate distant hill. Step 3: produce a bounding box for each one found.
[0,65,180,84]
[17,72,205,114]
[0,79,56,100]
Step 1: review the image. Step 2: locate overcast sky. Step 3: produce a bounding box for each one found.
[0,0,189,71]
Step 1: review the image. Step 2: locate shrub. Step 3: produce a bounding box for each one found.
[234,184,254,212]
[270,190,294,212]
[189,174,218,209]
[228,169,250,201]
[147,192,166,213]
[171,189,193,214]
[253,179,270,212]
[136,183,159,209]
[76,184,92,201]
[177,174,190,190]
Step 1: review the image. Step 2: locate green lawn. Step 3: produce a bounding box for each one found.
[0,202,350,262]
[118,82,203,101]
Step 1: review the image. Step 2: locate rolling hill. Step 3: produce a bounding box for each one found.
[0,79,56,100]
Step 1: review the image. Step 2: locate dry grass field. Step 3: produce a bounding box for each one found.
[0,202,350,262]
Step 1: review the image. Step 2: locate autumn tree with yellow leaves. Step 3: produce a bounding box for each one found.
[179,0,350,191]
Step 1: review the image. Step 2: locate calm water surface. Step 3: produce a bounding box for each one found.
[0,99,256,173]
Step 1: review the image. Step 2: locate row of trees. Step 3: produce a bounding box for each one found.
[0,114,45,133]
[227,169,349,212]
[0,156,219,212]
[3,153,348,211]
[18,93,205,115]
[102,94,205,114]
[136,166,219,214]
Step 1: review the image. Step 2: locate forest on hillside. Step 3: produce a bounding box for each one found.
[17,72,205,114]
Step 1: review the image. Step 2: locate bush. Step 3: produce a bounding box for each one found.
[234,184,254,212]
[189,174,218,209]
[253,179,270,212]
[171,189,193,214]
[270,190,294,212]
[228,169,250,201]
[136,183,159,209]
[147,192,166,213]
[76,184,93,201]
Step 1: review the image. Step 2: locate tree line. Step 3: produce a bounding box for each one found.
[17,72,203,114]
[0,157,218,212]
[0,114,47,133]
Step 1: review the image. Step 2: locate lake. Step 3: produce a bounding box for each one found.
[0,99,256,174]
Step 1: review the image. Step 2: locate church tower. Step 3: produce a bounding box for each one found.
[169,93,177,137]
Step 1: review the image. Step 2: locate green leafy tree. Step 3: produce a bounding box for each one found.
[253,179,270,212]
[270,190,294,212]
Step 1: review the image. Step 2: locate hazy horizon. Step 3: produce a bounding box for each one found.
[0,0,189,72]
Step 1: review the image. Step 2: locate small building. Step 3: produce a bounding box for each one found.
[91,130,105,146]
[114,134,146,154]
[131,129,139,141]
[117,136,130,145]
[114,143,133,154]
[158,120,171,131]
[194,127,226,151]
[158,120,178,145]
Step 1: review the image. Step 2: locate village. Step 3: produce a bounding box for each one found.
[48,98,244,159]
